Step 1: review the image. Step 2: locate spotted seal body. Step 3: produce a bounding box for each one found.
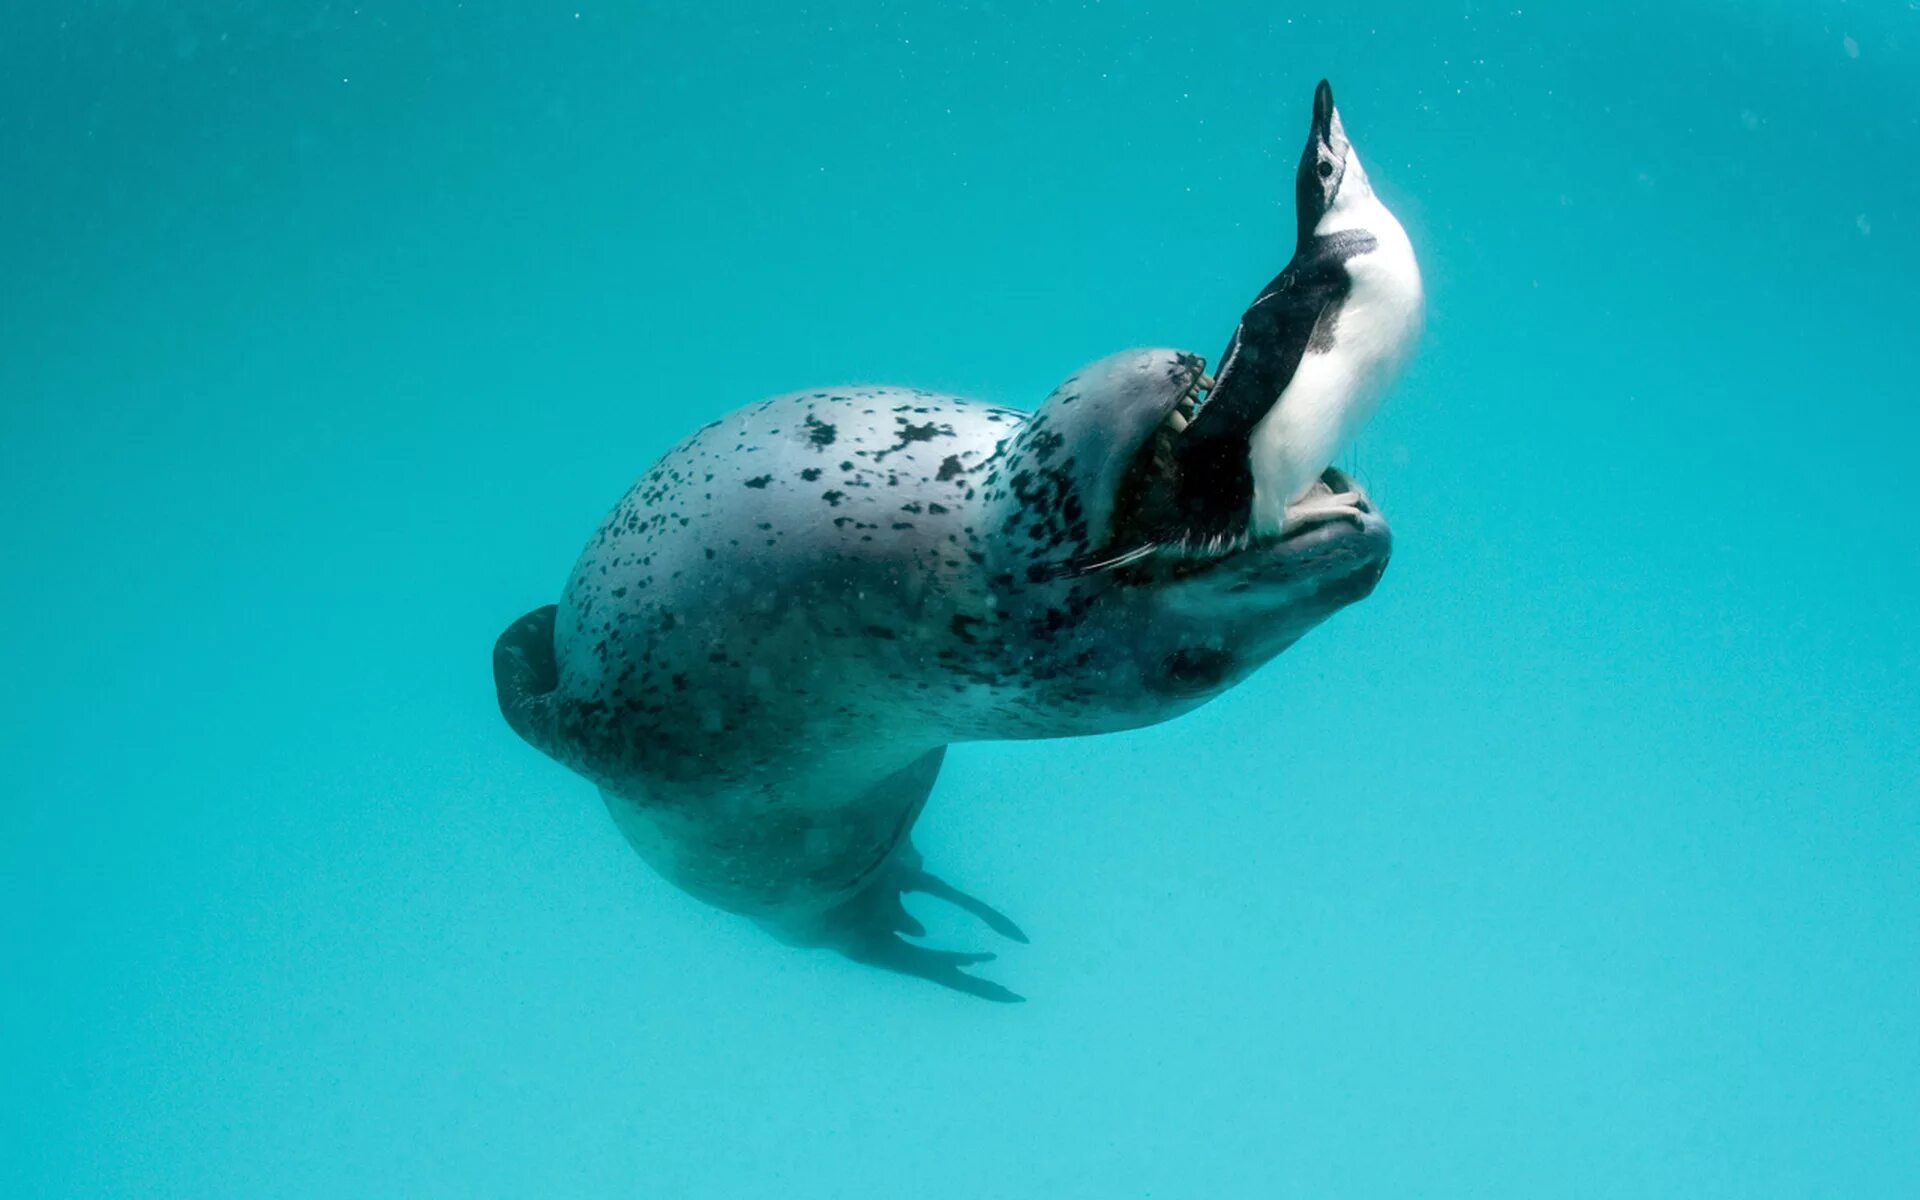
[496,350,1392,1001]
[496,79,1417,1000]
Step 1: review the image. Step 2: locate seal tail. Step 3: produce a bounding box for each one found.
[493,604,566,761]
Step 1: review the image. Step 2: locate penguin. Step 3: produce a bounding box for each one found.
[1088,78,1423,569]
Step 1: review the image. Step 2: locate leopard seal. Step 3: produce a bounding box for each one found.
[493,352,1391,1001]
[494,83,1408,1002]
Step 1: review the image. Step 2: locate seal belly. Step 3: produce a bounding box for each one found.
[597,745,947,924]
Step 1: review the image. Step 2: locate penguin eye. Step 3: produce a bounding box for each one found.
[1317,161,1334,180]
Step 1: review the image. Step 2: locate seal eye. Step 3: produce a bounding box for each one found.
[1317,160,1335,180]
[1156,647,1234,695]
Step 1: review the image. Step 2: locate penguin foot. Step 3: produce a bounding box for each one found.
[1279,495,1366,537]
[1279,468,1373,537]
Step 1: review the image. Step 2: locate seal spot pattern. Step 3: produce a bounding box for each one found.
[494,347,1393,1003]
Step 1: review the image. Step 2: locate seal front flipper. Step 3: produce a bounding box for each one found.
[902,850,1029,944]
[909,870,1029,944]
[812,836,1028,1002]
[829,852,1029,998]
[843,937,1021,1004]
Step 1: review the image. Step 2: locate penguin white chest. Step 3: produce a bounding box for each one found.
[1247,208,1423,535]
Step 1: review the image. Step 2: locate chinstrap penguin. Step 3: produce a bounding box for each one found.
[1090,78,1423,570]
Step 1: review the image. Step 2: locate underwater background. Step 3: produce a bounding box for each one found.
[5,2,1918,1196]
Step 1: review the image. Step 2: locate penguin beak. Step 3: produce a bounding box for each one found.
[1312,79,1351,167]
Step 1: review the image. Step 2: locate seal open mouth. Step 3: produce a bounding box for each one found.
[1088,363,1388,579]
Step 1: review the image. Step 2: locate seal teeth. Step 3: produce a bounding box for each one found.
[1183,371,1214,410]
[1173,370,1210,422]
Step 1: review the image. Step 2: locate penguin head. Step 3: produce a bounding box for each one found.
[1295,79,1377,244]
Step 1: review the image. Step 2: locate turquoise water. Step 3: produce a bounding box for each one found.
[6,3,1918,1195]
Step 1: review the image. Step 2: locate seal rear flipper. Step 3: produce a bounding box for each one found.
[493,604,565,761]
